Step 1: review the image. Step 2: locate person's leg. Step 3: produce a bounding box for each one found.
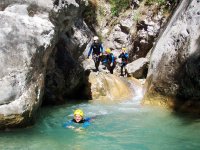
[96,56,101,71]
[120,65,124,76]
[124,65,128,77]
[110,63,116,74]
[92,55,99,71]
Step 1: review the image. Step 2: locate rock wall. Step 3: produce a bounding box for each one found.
[43,4,92,105]
[0,0,88,129]
[143,0,200,113]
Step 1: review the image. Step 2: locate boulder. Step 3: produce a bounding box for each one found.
[0,0,88,129]
[88,72,133,101]
[126,58,148,78]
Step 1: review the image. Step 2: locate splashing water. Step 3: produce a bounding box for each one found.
[0,84,200,150]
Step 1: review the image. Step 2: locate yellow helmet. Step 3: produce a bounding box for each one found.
[105,48,111,53]
[122,47,126,51]
[74,109,84,117]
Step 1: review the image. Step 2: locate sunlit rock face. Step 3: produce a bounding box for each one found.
[144,0,200,113]
[87,72,133,102]
[0,0,87,129]
[126,58,148,79]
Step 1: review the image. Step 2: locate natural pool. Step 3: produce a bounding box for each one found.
[0,96,200,150]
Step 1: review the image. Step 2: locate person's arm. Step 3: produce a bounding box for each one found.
[88,45,93,58]
[125,53,129,58]
[118,53,122,58]
[82,121,91,128]
[111,54,115,63]
[100,44,104,54]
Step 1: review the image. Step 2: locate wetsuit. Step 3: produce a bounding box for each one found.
[118,52,128,76]
[88,43,104,71]
[64,117,91,129]
[102,53,116,74]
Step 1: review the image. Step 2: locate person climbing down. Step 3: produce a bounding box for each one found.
[118,47,129,76]
[102,48,116,74]
[87,36,104,71]
[64,109,91,130]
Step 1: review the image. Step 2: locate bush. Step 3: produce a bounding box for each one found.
[145,0,166,5]
[109,0,131,16]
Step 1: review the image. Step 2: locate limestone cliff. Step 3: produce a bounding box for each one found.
[0,0,87,129]
[143,0,200,113]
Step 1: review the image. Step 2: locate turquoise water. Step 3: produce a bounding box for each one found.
[0,98,200,150]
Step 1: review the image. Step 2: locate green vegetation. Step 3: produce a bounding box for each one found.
[109,0,131,16]
[145,0,166,6]
[133,11,141,22]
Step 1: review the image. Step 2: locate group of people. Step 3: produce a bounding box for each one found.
[87,36,129,76]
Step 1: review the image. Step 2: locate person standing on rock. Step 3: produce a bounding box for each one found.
[102,48,116,74]
[119,47,129,76]
[87,36,104,71]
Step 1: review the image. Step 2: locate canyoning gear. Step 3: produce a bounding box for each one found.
[74,109,84,117]
[64,117,91,129]
[103,53,116,64]
[119,52,128,64]
[92,54,102,71]
[93,36,99,41]
[102,52,116,74]
[88,43,104,57]
[119,51,129,76]
[88,39,104,71]
[122,47,126,51]
[105,48,111,54]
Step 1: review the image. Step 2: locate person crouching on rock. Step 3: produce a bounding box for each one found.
[102,48,116,74]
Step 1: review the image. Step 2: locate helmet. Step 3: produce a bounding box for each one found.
[93,36,99,41]
[122,47,126,51]
[105,48,111,53]
[74,109,84,117]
